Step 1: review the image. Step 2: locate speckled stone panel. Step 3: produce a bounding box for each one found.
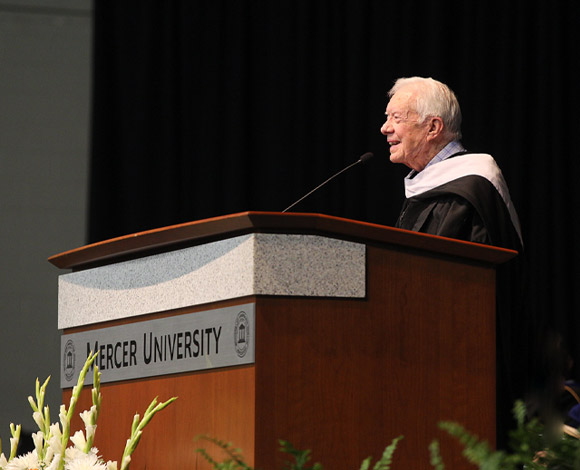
[58,233,366,329]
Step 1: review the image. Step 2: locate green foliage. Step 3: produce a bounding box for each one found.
[428,440,445,470]
[196,436,403,470]
[279,440,323,470]
[120,395,178,470]
[359,436,403,470]
[197,400,580,470]
[439,399,580,470]
[195,435,254,470]
[438,421,502,467]
[195,436,324,470]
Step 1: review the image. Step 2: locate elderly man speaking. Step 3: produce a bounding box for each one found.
[381,76,522,251]
[381,76,529,449]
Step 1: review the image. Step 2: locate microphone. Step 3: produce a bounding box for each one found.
[282,152,374,213]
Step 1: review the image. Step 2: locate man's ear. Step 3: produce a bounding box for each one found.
[427,117,445,140]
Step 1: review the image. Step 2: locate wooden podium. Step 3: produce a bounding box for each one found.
[49,212,517,470]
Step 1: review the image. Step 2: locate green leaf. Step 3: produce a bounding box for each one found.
[428,440,445,470]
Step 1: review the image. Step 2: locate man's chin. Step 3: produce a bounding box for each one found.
[389,153,402,164]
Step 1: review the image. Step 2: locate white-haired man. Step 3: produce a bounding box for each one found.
[381,76,522,251]
[381,76,528,448]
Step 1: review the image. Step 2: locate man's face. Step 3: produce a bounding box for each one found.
[380,90,432,171]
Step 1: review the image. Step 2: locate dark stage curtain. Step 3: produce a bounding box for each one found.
[89,0,580,445]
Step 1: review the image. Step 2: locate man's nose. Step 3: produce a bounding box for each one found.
[380,120,391,135]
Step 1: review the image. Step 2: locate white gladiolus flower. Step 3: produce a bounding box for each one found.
[50,423,62,439]
[69,394,78,410]
[49,434,63,456]
[9,437,18,454]
[45,454,62,470]
[51,422,62,436]
[60,404,68,427]
[85,424,96,443]
[32,410,44,429]
[3,354,174,470]
[80,406,97,427]
[45,445,55,463]
[70,430,87,450]
[50,422,63,449]
[32,431,44,452]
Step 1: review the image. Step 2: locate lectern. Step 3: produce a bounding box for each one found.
[49,212,517,470]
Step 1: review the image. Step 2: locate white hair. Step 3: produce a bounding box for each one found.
[388,76,462,141]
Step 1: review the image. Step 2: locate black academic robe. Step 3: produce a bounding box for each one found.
[396,174,522,253]
[395,153,527,448]
[395,152,522,252]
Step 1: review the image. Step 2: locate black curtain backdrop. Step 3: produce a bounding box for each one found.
[89,0,580,429]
